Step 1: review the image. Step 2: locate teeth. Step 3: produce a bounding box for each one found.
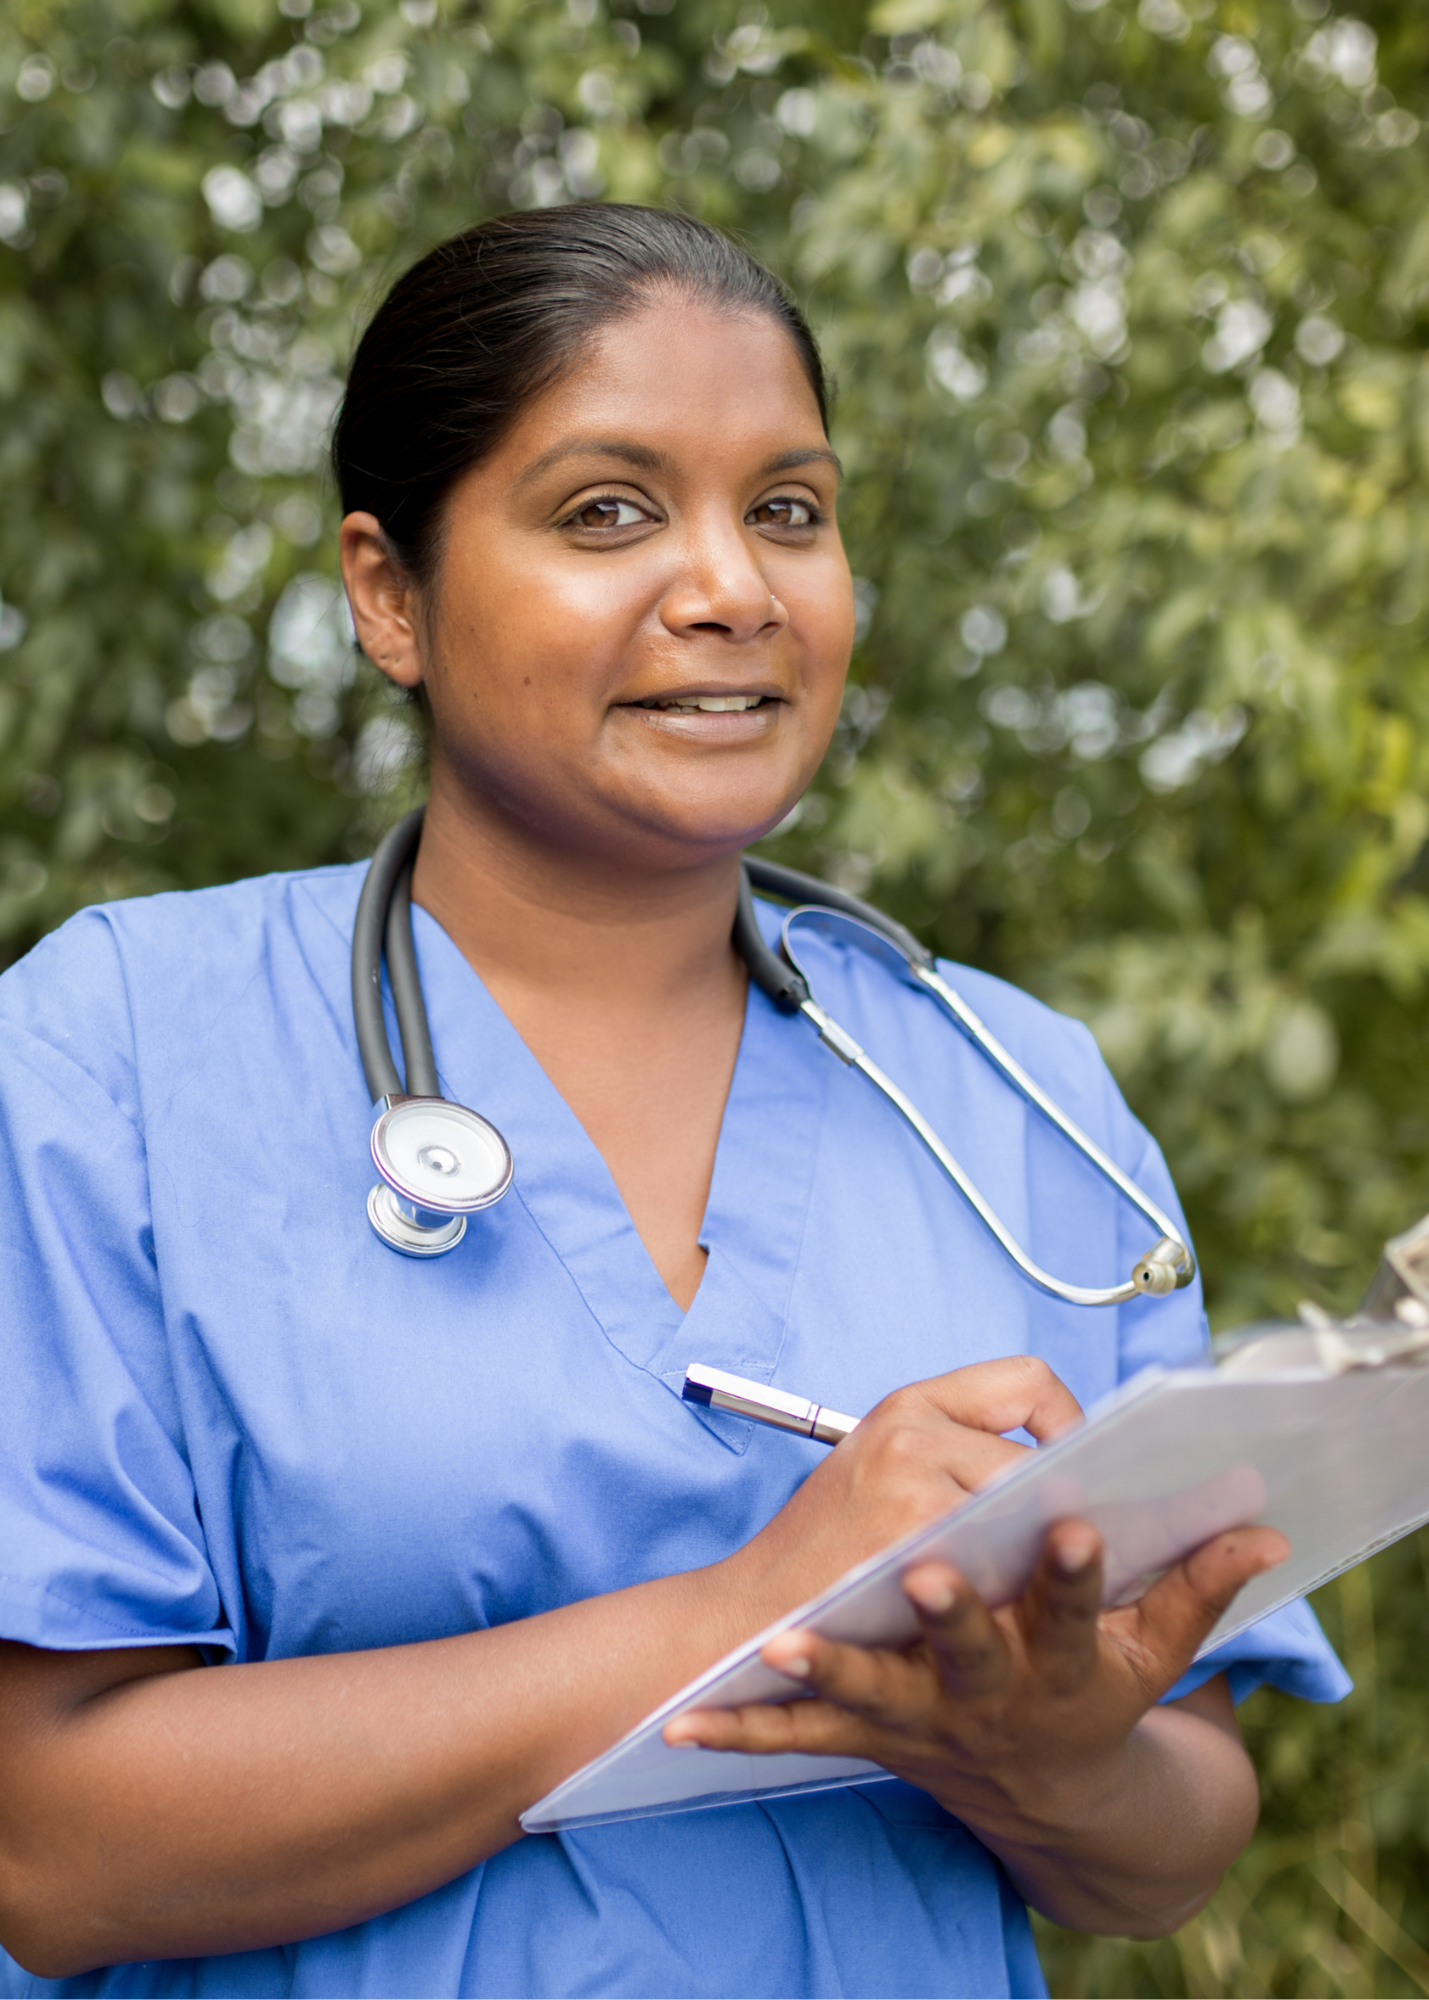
[658,695,764,712]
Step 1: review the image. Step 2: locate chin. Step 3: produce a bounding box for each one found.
[626,783,802,862]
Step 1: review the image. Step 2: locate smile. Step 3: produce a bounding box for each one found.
[637,694,771,713]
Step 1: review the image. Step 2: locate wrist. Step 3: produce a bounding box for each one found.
[1020,1738,1137,1836]
[698,1541,792,1657]
[933,1733,1139,1851]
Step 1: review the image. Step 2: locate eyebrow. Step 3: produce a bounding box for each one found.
[515,437,844,488]
[760,447,844,480]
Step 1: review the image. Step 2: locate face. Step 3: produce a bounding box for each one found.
[342,293,855,874]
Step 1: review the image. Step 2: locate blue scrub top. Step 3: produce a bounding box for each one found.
[0,866,1347,2000]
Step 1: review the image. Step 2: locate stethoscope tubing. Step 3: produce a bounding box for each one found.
[738,857,1190,1302]
[801,997,1141,1308]
[911,967,1188,1271]
[353,813,1193,1301]
[352,806,438,1101]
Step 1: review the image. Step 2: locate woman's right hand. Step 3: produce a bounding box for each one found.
[722,1357,1086,1626]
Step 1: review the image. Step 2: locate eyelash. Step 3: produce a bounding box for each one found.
[560,494,824,531]
[561,495,651,530]
[752,497,823,529]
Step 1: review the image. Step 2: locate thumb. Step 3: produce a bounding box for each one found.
[1118,1526,1289,1698]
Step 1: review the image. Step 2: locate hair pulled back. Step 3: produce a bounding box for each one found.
[332,203,829,586]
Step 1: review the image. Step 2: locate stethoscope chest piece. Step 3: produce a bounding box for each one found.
[367,1183,468,1258]
[353,807,518,1259]
[368,1095,514,1259]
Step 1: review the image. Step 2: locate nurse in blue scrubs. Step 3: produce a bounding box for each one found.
[0,205,1346,1999]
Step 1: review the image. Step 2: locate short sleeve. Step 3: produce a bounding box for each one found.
[0,979,233,1658]
[1097,1125,1350,1708]
[977,1003,1353,1713]
[1101,1121,1351,1708]
[1110,1137,1350,1707]
[1165,1598,1352,1707]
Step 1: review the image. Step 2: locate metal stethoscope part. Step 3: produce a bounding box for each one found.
[352,808,513,1256]
[352,807,1195,1301]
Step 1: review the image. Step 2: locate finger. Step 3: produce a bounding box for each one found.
[902,1356,1084,1447]
[1019,1521,1104,1692]
[1121,1526,1289,1698]
[663,1697,873,1759]
[758,1629,929,1725]
[870,1423,1033,1497]
[902,1562,1013,1698]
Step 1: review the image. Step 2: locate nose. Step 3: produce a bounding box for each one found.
[658,516,787,645]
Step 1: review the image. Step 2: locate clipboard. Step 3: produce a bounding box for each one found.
[523,1322,1429,1834]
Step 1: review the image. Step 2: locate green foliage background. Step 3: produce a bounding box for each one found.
[3,0,1429,1988]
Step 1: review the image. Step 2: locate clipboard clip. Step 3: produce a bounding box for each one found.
[1352,1207,1429,1330]
[1291,1206,1429,1373]
[1218,1207,1429,1377]
[1295,1309,1429,1376]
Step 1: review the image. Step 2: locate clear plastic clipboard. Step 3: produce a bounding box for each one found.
[523,1325,1429,1834]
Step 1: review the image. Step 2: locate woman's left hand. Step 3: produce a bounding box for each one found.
[665,1519,1286,1937]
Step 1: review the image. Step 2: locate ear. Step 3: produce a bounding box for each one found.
[339,513,424,690]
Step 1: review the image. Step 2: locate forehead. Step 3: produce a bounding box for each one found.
[504,295,828,465]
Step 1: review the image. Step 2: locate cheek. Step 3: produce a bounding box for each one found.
[429,605,598,733]
[797,590,857,712]
[436,559,651,718]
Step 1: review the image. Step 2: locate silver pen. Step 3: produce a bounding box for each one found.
[682,1363,860,1445]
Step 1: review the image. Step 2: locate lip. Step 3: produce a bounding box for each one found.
[619,681,786,712]
[612,681,787,743]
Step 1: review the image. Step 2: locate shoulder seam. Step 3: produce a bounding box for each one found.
[1,1014,144,1141]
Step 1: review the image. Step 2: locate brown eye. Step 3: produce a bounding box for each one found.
[570,498,647,530]
[751,497,817,529]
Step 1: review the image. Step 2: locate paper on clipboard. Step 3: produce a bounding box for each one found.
[523,1327,1429,1834]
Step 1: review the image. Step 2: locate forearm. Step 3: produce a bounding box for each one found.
[0,1561,764,1978]
[973,1684,1259,1937]
[1,1375,1019,1980]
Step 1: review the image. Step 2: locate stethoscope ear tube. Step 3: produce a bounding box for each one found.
[754,862,1195,1306]
[352,806,425,1102]
[743,856,934,970]
[733,866,809,1012]
[383,856,440,1098]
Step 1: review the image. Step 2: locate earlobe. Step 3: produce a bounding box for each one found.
[360,633,425,693]
[355,625,426,694]
[339,510,425,691]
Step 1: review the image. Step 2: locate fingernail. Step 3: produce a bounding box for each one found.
[1056,1531,1098,1574]
[906,1577,956,1616]
[778,1655,811,1680]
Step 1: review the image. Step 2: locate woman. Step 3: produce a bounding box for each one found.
[0,205,1345,1999]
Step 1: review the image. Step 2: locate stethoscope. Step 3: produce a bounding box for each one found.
[352,807,1194,1306]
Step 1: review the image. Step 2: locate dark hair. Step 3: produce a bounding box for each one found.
[332,203,829,587]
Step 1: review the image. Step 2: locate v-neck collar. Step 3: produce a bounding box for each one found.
[403,901,830,1424]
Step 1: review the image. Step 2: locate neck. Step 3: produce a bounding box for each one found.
[408,768,746,1017]
[406,765,756,1314]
